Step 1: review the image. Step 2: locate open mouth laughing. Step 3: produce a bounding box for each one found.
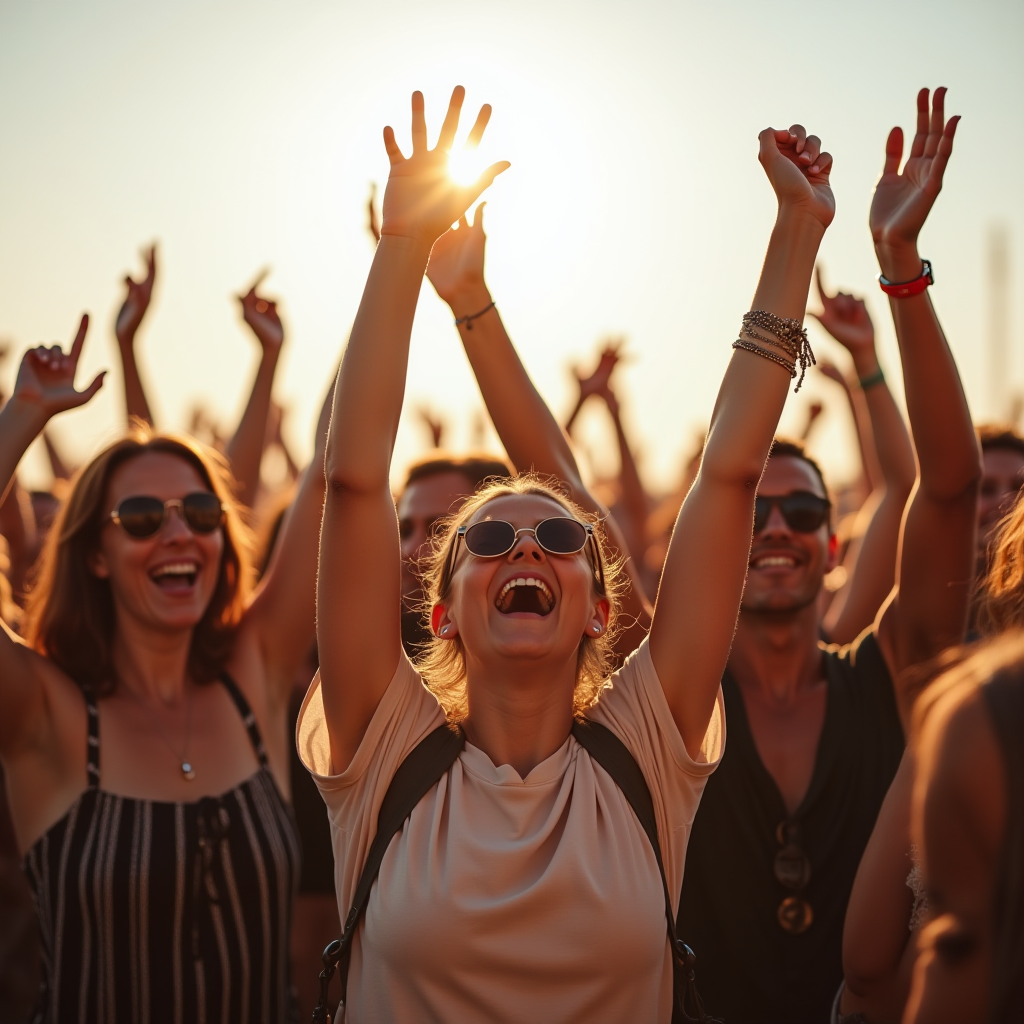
[150,560,199,592]
[749,551,801,572]
[495,576,555,616]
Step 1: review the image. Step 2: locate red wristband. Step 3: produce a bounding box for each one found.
[878,259,933,298]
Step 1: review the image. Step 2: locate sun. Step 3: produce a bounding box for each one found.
[447,149,488,187]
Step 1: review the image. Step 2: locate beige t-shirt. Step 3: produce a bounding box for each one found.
[297,639,725,1024]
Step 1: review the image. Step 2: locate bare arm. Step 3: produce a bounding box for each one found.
[870,90,981,721]
[226,274,285,509]
[650,125,835,757]
[602,384,652,573]
[814,277,916,643]
[841,748,918,1024]
[426,212,652,657]
[317,88,508,773]
[0,318,105,757]
[114,245,157,426]
[245,379,332,694]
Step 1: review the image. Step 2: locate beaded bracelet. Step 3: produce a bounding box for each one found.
[736,310,816,392]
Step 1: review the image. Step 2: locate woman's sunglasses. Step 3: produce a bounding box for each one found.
[109,493,225,539]
[754,492,831,534]
[440,517,606,595]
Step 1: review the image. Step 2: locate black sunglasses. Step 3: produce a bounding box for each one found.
[109,493,225,539]
[440,517,605,595]
[754,492,830,534]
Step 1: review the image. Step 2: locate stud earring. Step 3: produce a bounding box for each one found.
[441,626,449,635]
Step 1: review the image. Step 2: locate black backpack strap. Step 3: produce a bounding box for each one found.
[312,722,465,1021]
[571,718,719,1024]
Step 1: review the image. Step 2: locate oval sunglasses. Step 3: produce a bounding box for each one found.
[109,492,225,539]
[440,517,606,595]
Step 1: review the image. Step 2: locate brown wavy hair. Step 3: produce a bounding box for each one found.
[975,489,1024,637]
[414,474,627,722]
[22,426,254,695]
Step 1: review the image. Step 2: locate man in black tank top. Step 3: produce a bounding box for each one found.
[679,92,980,1024]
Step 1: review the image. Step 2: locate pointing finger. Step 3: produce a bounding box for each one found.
[69,314,89,362]
[910,89,929,159]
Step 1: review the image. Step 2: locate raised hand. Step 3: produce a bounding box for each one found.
[757,125,835,228]
[12,315,105,422]
[115,244,157,344]
[426,203,487,305]
[870,88,958,266]
[238,270,284,352]
[811,267,876,359]
[574,340,624,404]
[380,86,509,246]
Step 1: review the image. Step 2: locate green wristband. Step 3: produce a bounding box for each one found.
[858,367,886,391]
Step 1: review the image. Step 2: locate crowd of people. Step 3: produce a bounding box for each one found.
[0,83,1021,1024]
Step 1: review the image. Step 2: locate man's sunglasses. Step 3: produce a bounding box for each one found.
[440,517,605,595]
[754,492,831,534]
[109,493,225,539]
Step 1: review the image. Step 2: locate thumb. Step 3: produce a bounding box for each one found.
[471,161,511,199]
[76,371,107,405]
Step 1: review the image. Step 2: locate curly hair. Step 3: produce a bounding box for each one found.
[22,425,254,695]
[976,489,1024,637]
[413,474,628,722]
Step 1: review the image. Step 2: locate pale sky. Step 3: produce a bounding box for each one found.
[1,0,1022,493]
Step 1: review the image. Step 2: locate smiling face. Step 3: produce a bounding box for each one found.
[434,492,608,670]
[742,455,835,615]
[90,452,225,635]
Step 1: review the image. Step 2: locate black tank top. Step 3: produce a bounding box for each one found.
[22,673,300,1024]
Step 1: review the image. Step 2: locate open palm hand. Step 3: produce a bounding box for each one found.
[13,315,105,421]
[870,88,958,254]
[380,87,509,246]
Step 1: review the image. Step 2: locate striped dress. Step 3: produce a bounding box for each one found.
[22,674,301,1024]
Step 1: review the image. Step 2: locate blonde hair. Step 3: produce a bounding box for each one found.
[23,425,254,695]
[976,490,1024,636]
[414,474,628,722]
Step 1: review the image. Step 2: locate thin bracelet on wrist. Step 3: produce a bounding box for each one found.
[454,301,496,330]
[858,367,886,391]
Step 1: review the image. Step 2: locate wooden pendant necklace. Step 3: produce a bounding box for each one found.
[131,683,196,780]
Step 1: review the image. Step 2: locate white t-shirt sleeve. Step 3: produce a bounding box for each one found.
[295,654,447,915]
[588,638,726,911]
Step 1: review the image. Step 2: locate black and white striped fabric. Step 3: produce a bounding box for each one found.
[22,673,301,1024]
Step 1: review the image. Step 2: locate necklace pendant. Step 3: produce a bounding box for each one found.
[181,761,196,781]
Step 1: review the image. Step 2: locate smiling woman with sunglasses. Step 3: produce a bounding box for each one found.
[0,317,331,1022]
[298,85,835,1023]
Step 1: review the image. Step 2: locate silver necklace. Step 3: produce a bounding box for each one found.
[130,683,196,780]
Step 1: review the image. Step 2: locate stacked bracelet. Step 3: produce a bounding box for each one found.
[454,301,496,330]
[732,311,816,392]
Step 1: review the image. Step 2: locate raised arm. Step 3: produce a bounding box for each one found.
[226,273,285,509]
[0,317,105,757]
[318,87,508,772]
[871,89,981,719]
[650,124,834,757]
[244,378,332,695]
[114,245,157,426]
[813,273,916,643]
[425,209,652,656]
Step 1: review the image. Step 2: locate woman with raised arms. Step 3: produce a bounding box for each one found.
[301,86,834,1022]
[0,316,331,1022]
